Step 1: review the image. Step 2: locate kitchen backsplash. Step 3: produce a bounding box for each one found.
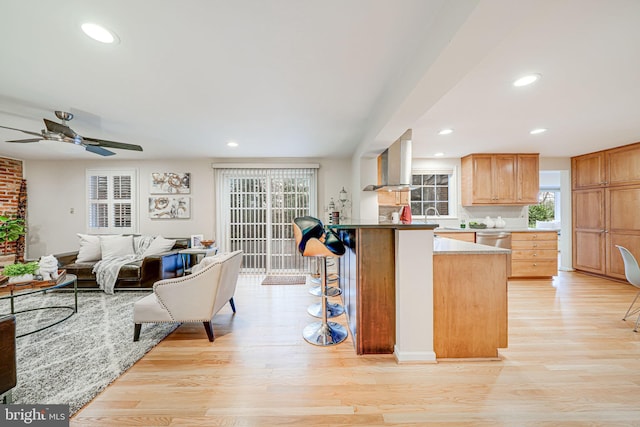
[378,204,529,228]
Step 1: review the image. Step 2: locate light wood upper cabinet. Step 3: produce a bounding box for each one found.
[516,154,540,204]
[377,191,409,206]
[461,153,539,206]
[607,143,640,187]
[572,151,606,189]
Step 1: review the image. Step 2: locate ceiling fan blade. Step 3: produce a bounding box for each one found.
[43,118,76,139]
[0,124,43,137]
[83,136,143,151]
[84,144,115,156]
[6,138,41,143]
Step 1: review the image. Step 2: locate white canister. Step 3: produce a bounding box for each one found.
[391,212,400,223]
[484,216,495,228]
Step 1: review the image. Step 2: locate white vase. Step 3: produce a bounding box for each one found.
[495,216,506,228]
[484,216,495,228]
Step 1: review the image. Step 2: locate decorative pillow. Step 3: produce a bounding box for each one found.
[75,234,102,263]
[142,236,176,257]
[190,253,223,274]
[100,235,135,259]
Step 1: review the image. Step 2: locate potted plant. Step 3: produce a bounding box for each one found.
[3,261,39,283]
[0,215,25,265]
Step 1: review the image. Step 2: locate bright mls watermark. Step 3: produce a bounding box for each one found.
[1,405,69,426]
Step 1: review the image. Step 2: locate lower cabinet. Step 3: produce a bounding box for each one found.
[510,231,558,277]
[433,252,508,358]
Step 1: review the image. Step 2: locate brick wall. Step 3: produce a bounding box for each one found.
[0,157,24,257]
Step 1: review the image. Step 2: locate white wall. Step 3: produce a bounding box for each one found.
[24,157,350,258]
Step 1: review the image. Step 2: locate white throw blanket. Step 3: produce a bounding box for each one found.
[92,236,155,294]
[92,255,140,294]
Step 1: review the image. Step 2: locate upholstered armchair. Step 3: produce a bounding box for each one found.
[133,250,243,342]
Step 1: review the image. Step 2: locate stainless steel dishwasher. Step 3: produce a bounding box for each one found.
[476,232,512,276]
[476,232,512,249]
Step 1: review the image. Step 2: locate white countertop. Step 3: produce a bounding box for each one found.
[433,236,511,254]
[435,227,560,233]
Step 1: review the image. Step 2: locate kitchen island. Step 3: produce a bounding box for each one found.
[328,221,510,362]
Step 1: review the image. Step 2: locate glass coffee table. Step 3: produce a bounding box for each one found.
[0,273,77,338]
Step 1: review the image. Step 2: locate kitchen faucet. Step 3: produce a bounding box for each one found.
[425,207,440,217]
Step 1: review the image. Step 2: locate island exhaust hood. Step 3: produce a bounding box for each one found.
[363,137,413,192]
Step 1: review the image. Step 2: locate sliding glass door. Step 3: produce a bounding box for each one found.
[214,167,317,274]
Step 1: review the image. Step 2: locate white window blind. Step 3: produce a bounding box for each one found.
[213,166,318,274]
[86,169,137,234]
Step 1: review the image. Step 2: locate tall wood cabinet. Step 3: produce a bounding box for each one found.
[461,153,539,206]
[572,142,640,280]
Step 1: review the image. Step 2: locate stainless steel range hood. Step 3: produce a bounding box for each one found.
[363,136,413,192]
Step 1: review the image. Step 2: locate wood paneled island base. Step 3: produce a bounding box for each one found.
[433,252,509,359]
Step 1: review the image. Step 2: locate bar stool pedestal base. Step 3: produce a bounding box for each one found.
[303,321,348,346]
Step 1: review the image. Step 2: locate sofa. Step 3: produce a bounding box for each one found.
[54,235,190,290]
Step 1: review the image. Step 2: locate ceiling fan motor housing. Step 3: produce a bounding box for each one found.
[54,111,74,122]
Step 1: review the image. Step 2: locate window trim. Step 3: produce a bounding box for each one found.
[86,168,138,235]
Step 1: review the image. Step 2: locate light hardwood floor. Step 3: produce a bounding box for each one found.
[72,271,640,426]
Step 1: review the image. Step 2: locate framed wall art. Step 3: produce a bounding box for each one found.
[150,172,191,194]
[148,196,191,219]
[190,234,204,248]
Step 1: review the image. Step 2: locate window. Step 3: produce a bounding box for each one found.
[528,189,560,227]
[410,170,456,217]
[86,169,137,234]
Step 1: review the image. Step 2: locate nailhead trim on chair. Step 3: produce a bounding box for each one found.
[152,251,242,322]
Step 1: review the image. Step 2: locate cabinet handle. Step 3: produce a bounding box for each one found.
[533,253,537,257]
[533,244,538,247]
[533,263,537,267]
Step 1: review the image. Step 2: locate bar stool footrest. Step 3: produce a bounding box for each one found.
[307,301,345,318]
[309,285,341,297]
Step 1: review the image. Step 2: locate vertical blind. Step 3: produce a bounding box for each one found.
[214,166,318,274]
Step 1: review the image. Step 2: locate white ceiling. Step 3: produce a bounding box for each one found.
[0,0,639,161]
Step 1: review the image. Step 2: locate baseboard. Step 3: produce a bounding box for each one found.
[393,346,437,364]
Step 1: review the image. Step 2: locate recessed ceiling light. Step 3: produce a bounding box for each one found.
[81,23,118,44]
[227,141,238,147]
[434,152,445,157]
[438,128,453,135]
[513,73,541,87]
[530,128,547,135]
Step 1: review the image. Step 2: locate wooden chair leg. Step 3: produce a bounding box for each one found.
[133,323,141,342]
[203,321,215,342]
[229,297,236,313]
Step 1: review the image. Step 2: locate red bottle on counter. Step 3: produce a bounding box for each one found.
[400,205,412,224]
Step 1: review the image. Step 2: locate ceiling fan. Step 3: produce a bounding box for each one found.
[0,111,143,156]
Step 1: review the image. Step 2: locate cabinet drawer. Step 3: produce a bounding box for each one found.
[511,249,557,260]
[511,240,557,250]
[511,232,557,241]
[511,260,558,277]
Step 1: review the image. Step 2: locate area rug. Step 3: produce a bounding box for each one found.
[261,275,307,285]
[0,290,177,415]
